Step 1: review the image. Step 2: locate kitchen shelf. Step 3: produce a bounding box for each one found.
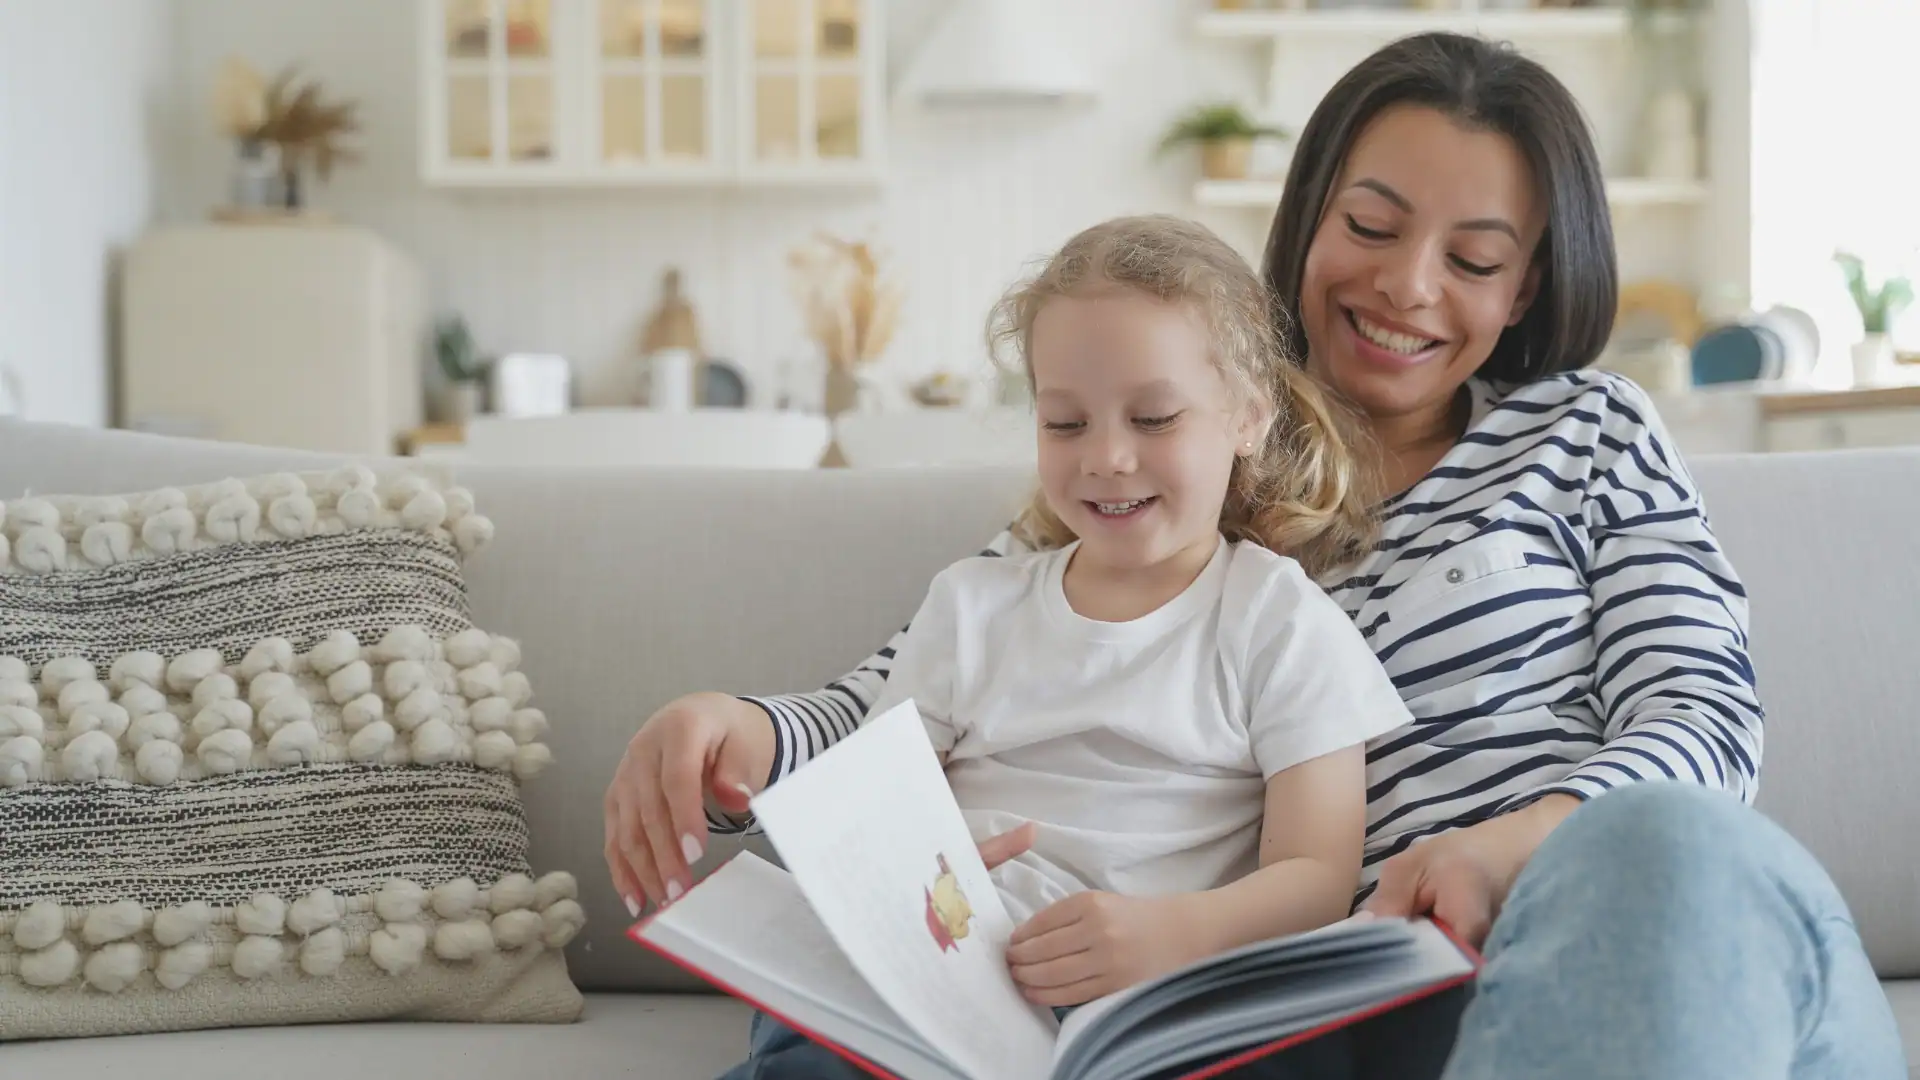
[1194,176,1708,209]
[1195,6,1693,41]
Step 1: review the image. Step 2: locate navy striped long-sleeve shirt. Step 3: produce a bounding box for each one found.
[714,371,1764,900]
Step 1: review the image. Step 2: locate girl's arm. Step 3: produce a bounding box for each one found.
[1181,744,1368,952]
[705,528,1023,835]
[1186,562,1417,947]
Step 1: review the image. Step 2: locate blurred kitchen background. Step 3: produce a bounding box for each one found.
[2,0,1916,469]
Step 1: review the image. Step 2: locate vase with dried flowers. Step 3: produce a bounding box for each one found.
[213,57,361,212]
[788,234,903,418]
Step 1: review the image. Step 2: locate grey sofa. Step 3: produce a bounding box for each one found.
[1,419,1914,1078]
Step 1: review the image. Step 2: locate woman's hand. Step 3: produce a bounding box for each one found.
[603,692,774,915]
[1361,793,1581,947]
[1005,892,1202,1007]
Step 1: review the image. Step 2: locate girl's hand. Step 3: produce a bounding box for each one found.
[1361,793,1581,947]
[978,822,1037,871]
[1005,892,1201,1007]
[603,692,774,916]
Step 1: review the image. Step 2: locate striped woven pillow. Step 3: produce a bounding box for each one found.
[0,466,584,1039]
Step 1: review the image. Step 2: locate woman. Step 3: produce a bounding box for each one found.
[604,32,1906,1080]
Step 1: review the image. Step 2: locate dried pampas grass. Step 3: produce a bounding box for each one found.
[788,234,903,371]
[209,56,361,182]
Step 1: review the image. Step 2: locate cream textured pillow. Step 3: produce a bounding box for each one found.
[0,466,584,1040]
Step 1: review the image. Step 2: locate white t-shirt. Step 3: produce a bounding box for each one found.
[867,535,1414,924]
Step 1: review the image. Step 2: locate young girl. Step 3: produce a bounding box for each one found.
[721,215,1414,1077]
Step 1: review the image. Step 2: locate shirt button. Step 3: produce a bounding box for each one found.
[1445,568,1464,584]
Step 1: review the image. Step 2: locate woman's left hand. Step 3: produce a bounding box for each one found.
[1005,892,1201,1007]
[1361,793,1581,948]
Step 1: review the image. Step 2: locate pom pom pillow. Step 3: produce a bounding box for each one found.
[0,466,584,1039]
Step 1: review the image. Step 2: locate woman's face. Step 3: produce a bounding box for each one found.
[1298,104,1547,430]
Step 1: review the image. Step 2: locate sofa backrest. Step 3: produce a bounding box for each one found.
[1689,447,1920,977]
[2,420,1918,989]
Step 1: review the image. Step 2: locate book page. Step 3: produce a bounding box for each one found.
[750,699,1061,1080]
[1048,916,1476,1080]
[632,852,967,1080]
[1051,913,1406,1067]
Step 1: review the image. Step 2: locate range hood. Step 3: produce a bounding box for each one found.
[895,0,1096,106]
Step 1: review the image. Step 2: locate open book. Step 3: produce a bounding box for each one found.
[628,701,1481,1080]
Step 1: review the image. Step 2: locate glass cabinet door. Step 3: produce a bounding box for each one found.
[593,0,720,169]
[439,0,556,165]
[741,0,877,174]
[425,0,882,183]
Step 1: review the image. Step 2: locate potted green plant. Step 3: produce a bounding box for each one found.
[1836,251,1913,386]
[1156,102,1289,181]
[433,315,486,424]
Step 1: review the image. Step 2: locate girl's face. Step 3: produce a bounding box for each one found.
[1029,288,1263,578]
[1299,104,1547,431]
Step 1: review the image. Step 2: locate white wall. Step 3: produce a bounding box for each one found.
[0,0,176,426]
[165,0,1267,407]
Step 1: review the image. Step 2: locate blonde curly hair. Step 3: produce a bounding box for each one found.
[988,215,1381,580]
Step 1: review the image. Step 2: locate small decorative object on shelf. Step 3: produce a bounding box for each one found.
[433,315,487,424]
[641,268,704,356]
[910,372,971,408]
[211,56,360,212]
[638,268,705,411]
[788,233,903,419]
[489,353,573,418]
[1836,251,1913,386]
[1157,102,1290,181]
[700,359,750,408]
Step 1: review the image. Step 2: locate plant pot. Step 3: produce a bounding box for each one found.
[434,380,482,425]
[1852,334,1894,386]
[1200,137,1254,180]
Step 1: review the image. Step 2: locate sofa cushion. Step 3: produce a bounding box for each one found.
[2,992,755,1079]
[0,467,585,1038]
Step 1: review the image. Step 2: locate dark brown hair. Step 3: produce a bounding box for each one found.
[987,215,1382,579]
[1262,32,1618,383]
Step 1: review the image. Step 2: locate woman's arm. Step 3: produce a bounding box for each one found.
[704,528,1023,835]
[1519,378,1763,808]
[1365,378,1764,944]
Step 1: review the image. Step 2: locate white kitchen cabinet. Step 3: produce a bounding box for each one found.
[419,0,883,187]
[733,0,883,183]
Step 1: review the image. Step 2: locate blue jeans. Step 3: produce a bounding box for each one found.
[717,783,1907,1079]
